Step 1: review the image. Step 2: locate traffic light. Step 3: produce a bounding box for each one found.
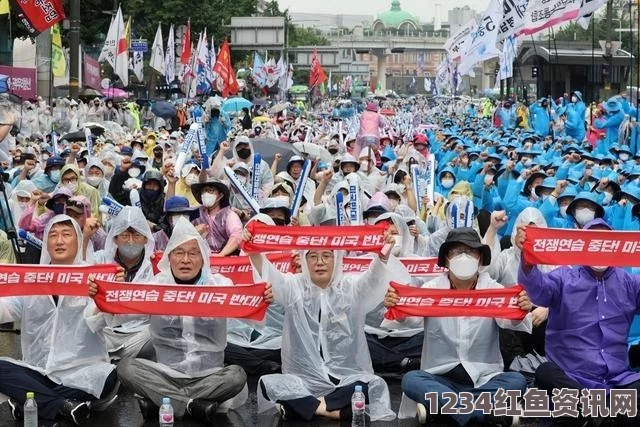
[532,66,538,78]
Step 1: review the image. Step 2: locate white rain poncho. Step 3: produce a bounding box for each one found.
[0,215,115,398]
[230,136,274,199]
[489,207,552,286]
[8,180,36,229]
[90,207,155,348]
[254,250,401,421]
[228,215,284,350]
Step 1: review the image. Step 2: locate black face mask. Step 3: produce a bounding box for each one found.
[53,204,65,215]
[237,148,251,159]
[333,165,340,173]
[154,151,163,158]
[328,148,339,155]
[272,218,287,226]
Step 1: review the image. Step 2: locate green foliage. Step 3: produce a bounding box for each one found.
[552,9,633,53]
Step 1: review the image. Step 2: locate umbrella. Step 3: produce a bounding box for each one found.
[222,97,253,113]
[374,95,387,101]
[151,101,177,119]
[102,88,129,98]
[82,122,106,136]
[380,108,396,116]
[80,88,102,97]
[268,103,287,114]
[60,131,88,142]
[253,98,268,107]
[293,141,333,163]
[226,137,301,173]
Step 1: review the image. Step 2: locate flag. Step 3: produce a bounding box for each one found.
[459,0,502,76]
[150,23,165,75]
[519,0,581,36]
[165,24,176,84]
[99,7,124,69]
[576,0,607,30]
[444,20,476,61]
[497,36,518,81]
[409,76,416,90]
[181,20,191,65]
[252,51,268,88]
[265,57,279,88]
[13,0,65,35]
[328,71,332,94]
[131,49,144,82]
[51,23,66,77]
[497,0,528,42]
[196,29,212,95]
[309,49,327,88]
[212,40,239,97]
[115,16,131,87]
[0,0,9,15]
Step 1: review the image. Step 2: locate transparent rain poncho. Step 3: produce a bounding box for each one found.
[0,215,115,398]
[254,249,401,421]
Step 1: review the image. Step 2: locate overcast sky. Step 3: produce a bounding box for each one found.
[276,0,491,23]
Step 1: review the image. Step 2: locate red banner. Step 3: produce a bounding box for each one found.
[522,226,640,267]
[343,257,446,276]
[12,0,66,35]
[93,281,267,320]
[0,264,119,296]
[384,282,527,320]
[83,54,101,89]
[0,66,37,99]
[241,223,388,253]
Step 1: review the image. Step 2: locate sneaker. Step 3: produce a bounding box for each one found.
[59,400,90,426]
[186,398,217,422]
[7,397,23,421]
[276,403,287,421]
[135,395,159,421]
[416,402,431,425]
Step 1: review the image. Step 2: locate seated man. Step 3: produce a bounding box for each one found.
[246,228,401,422]
[107,218,248,423]
[388,227,532,426]
[0,215,117,425]
[516,218,640,426]
[89,206,155,361]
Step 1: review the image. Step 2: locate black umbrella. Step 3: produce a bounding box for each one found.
[60,131,87,142]
[253,98,268,107]
[151,101,177,119]
[224,138,301,173]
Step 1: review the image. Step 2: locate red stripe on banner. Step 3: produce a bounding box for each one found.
[93,281,267,320]
[384,282,526,320]
[522,226,640,267]
[241,223,389,253]
[12,0,66,35]
[0,264,120,296]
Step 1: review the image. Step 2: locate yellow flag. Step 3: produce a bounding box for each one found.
[0,0,9,15]
[51,24,66,77]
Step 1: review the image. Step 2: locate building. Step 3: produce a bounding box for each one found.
[289,13,374,34]
[447,6,476,35]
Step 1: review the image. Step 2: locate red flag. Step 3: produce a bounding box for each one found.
[384,282,527,320]
[309,49,327,88]
[180,20,192,65]
[212,40,239,97]
[13,0,66,35]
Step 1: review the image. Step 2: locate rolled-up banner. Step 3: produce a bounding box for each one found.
[129,189,141,209]
[85,128,93,160]
[251,153,262,199]
[290,159,311,218]
[385,282,526,320]
[51,131,58,156]
[100,197,124,217]
[94,280,267,320]
[0,264,119,296]
[18,230,42,249]
[425,153,435,203]
[242,222,388,253]
[348,179,362,225]
[522,226,640,267]
[336,192,345,226]
[173,124,198,176]
[411,164,422,213]
[224,166,261,214]
[343,257,445,276]
[196,124,209,170]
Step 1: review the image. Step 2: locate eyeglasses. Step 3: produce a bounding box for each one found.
[117,229,145,241]
[306,252,334,264]
[62,177,78,185]
[448,247,480,258]
[170,249,201,260]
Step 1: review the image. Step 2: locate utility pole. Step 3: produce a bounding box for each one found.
[604,0,613,92]
[69,0,81,98]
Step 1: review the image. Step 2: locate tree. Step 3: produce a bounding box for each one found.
[260,0,328,47]
[552,6,632,53]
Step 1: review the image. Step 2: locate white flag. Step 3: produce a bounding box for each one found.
[98,7,124,68]
[131,51,144,82]
[498,36,518,81]
[165,24,176,85]
[576,0,608,30]
[115,16,130,87]
[444,20,476,61]
[520,0,581,36]
[150,23,165,75]
[497,0,528,43]
[460,0,502,76]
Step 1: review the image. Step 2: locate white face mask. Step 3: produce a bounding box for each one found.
[391,235,403,256]
[603,192,613,205]
[201,193,218,208]
[530,187,539,201]
[574,207,596,226]
[359,161,370,172]
[273,195,291,205]
[64,182,78,193]
[571,96,578,103]
[592,265,608,272]
[184,173,199,186]
[17,202,28,210]
[388,199,399,211]
[620,153,630,162]
[560,205,569,217]
[448,253,480,280]
[171,214,189,226]
[86,176,102,187]
[103,165,115,179]
[128,168,141,178]
[441,178,454,189]
[484,175,494,186]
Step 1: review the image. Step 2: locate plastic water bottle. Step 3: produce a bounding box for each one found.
[351,385,366,427]
[23,392,37,427]
[159,397,174,427]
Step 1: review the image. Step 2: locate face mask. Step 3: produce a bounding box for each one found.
[329,148,339,155]
[523,158,533,167]
[129,168,141,178]
[142,189,160,200]
[603,192,613,205]
[201,193,218,208]
[185,174,199,186]
[171,214,190,226]
[118,243,145,259]
[64,182,78,193]
[571,96,578,103]
[42,154,50,162]
[333,165,340,173]
[103,165,115,179]
[441,178,454,189]
[53,203,65,215]
[273,195,290,205]
[388,199,399,211]
[49,170,61,183]
[237,148,251,159]
[560,205,569,217]
[272,218,287,226]
[18,202,28,210]
[574,207,596,226]
[391,235,403,256]
[484,175,494,186]
[448,253,480,280]
[592,265,608,272]
[360,161,370,172]
[86,176,102,187]
[154,151,163,159]
[620,153,630,162]
[529,187,539,201]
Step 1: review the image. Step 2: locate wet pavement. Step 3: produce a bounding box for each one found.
[0,331,543,427]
